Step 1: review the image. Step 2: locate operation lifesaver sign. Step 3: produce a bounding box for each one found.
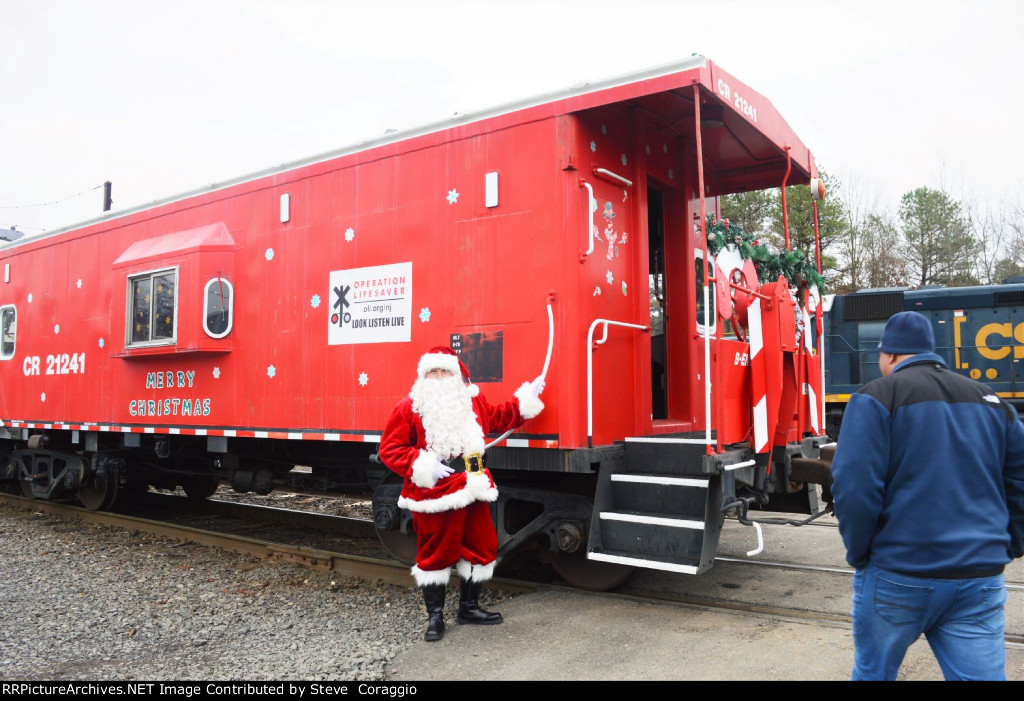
[328,262,412,345]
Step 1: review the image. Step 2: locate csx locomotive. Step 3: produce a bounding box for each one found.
[824,280,1024,438]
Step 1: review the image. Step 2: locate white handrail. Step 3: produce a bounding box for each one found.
[593,168,633,187]
[580,181,595,262]
[703,282,712,451]
[485,300,555,450]
[587,318,649,446]
[746,522,764,557]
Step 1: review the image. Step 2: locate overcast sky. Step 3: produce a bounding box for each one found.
[2,0,1022,238]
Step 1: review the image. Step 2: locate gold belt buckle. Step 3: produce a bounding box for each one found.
[463,453,484,474]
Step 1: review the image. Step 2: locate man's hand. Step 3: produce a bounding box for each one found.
[432,458,455,482]
[529,375,546,398]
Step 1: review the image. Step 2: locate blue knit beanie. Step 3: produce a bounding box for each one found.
[877,311,934,354]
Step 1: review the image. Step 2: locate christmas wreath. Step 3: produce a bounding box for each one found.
[704,214,824,292]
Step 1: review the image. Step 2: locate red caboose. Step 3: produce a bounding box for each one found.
[0,56,830,590]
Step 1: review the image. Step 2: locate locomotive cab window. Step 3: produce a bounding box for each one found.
[203,277,233,338]
[0,305,15,359]
[127,268,177,347]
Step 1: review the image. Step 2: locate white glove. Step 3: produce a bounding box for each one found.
[529,375,546,398]
[432,458,454,482]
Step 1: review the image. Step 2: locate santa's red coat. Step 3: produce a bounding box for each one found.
[378,384,542,513]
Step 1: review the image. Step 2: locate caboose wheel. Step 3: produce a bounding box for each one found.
[551,550,633,591]
[181,476,220,501]
[20,478,36,499]
[375,524,418,565]
[78,473,119,511]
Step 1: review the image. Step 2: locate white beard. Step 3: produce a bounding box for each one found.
[410,375,486,459]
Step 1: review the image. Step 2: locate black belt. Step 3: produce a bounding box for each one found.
[892,565,1004,580]
[442,453,485,474]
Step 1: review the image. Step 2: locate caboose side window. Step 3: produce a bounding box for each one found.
[203,277,233,338]
[0,305,15,359]
[127,268,177,347]
[694,249,716,336]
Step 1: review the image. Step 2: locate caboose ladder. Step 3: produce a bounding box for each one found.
[586,437,725,575]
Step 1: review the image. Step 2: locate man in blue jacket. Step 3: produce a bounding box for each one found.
[831,311,1024,681]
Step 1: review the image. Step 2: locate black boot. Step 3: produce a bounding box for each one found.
[456,578,503,625]
[422,583,447,642]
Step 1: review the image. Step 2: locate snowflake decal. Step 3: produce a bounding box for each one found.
[622,282,628,296]
[590,140,597,153]
[668,168,674,180]
[358,372,369,387]
[606,270,614,285]
[267,365,276,378]
[593,286,602,296]
[311,294,321,309]
[27,293,32,303]
[621,154,628,166]
[40,393,46,402]
[213,367,221,379]
[663,144,668,154]
[645,145,651,155]
[419,307,431,323]
[98,338,105,348]
[446,189,459,204]
[265,248,275,261]
[54,324,60,334]
[344,227,355,242]
[601,124,608,135]
[76,279,82,289]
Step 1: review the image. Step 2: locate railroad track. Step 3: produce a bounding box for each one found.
[2,491,1021,648]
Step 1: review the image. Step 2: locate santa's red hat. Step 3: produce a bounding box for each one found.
[417,346,479,396]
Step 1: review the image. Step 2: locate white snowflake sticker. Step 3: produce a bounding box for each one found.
[446,189,459,204]
[267,365,276,378]
[40,393,46,402]
[358,372,369,387]
[54,324,60,334]
[213,367,221,379]
[606,270,614,285]
[76,279,82,289]
[265,248,275,261]
[27,293,32,303]
[344,228,355,242]
[311,294,321,309]
[419,308,431,323]
[621,154,628,166]
[590,140,597,153]
[98,338,105,348]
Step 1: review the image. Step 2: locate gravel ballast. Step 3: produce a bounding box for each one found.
[0,502,501,681]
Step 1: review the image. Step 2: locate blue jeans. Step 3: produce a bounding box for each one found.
[851,563,1007,680]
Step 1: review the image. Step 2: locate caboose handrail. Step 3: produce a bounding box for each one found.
[593,168,633,187]
[587,318,649,447]
[580,180,596,262]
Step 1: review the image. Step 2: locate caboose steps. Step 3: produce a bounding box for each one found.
[586,436,729,577]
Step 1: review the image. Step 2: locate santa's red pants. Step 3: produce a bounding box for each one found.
[412,500,498,573]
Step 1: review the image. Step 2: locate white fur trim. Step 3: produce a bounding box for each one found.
[514,382,544,420]
[418,353,462,379]
[411,565,451,587]
[410,450,439,489]
[457,559,496,582]
[399,473,499,513]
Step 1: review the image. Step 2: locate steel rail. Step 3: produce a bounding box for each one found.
[3,492,1019,646]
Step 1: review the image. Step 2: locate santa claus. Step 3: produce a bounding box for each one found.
[378,346,545,642]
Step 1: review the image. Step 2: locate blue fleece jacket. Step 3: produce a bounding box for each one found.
[831,353,1024,574]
